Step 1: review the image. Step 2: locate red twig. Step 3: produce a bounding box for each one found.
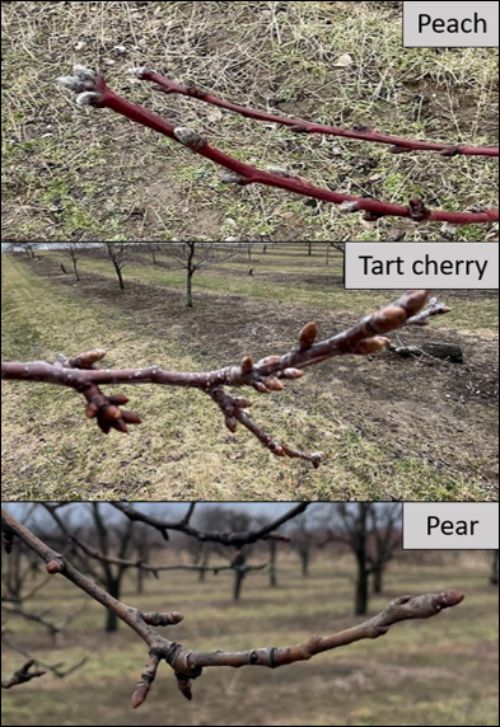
[1,290,450,466]
[58,67,498,225]
[137,68,499,158]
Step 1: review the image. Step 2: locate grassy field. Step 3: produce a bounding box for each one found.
[1,1,498,241]
[1,549,498,726]
[1,244,498,501]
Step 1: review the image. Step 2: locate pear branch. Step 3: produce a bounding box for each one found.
[1,508,464,706]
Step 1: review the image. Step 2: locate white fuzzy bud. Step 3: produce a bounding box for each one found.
[73,65,96,82]
[75,91,101,107]
[220,171,244,184]
[128,66,150,78]
[173,126,206,150]
[265,165,294,178]
[58,75,84,91]
[339,201,360,214]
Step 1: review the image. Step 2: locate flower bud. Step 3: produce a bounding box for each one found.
[298,321,317,350]
[371,305,406,333]
[264,377,284,391]
[46,559,63,574]
[352,336,390,355]
[282,368,304,379]
[103,404,122,421]
[241,355,253,374]
[85,402,99,418]
[174,126,206,151]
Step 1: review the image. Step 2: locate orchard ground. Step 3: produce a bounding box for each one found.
[1,551,498,726]
[2,1,498,241]
[1,243,498,501]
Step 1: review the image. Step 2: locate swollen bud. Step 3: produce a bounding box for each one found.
[282,368,304,379]
[241,356,253,374]
[131,684,149,709]
[72,349,107,368]
[176,676,193,701]
[310,451,323,469]
[269,442,285,456]
[103,404,122,421]
[109,394,129,405]
[352,336,390,355]
[122,410,142,425]
[173,126,207,151]
[264,377,284,391]
[85,402,99,418]
[298,321,317,350]
[371,305,406,333]
[46,559,64,574]
[233,397,252,408]
[399,290,429,318]
[257,355,282,368]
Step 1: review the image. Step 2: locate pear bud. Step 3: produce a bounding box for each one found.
[131,684,149,709]
[46,559,63,574]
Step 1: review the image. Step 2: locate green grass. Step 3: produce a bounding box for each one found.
[1,1,498,241]
[2,553,498,726]
[2,247,498,500]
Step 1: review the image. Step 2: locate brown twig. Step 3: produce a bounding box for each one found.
[1,660,46,689]
[57,67,498,225]
[1,508,464,706]
[0,290,450,466]
[111,502,308,547]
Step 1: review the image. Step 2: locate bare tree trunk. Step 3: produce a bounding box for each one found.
[355,555,369,615]
[372,564,383,594]
[233,569,245,601]
[105,579,120,631]
[268,541,277,588]
[187,271,194,308]
[299,547,309,577]
[198,549,209,582]
[112,260,124,290]
[186,243,195,307]
[72,258,80,282]
[490,551,499,585]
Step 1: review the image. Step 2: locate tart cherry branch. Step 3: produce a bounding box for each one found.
[57,67,498,225]
[1,508,465,706]
[136,67,499,158]
[1,290,450,466]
